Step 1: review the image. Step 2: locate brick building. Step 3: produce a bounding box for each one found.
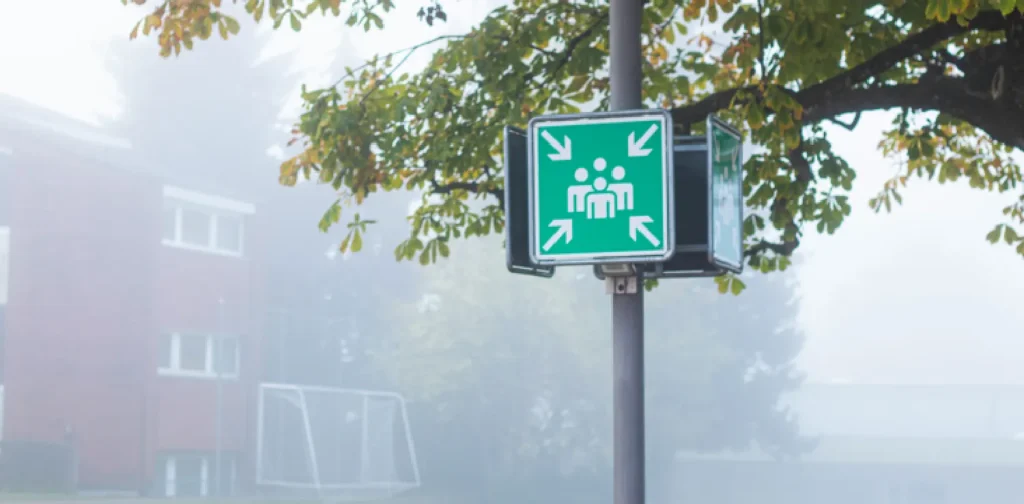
[0,92,422,497]
[0,94,265,495]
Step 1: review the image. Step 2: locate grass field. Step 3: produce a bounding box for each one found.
[0,493,460,504]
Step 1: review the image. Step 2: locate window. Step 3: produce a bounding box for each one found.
[159,332,239,379]
[0,227,8,306]
[159,453,237,497]
[179,207,211,247]
[161,186,254,257]
[215,214,243,252]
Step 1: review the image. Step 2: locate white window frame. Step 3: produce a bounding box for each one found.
[159,332,240,380]
[162,453,236,498]
[161,186,254,258]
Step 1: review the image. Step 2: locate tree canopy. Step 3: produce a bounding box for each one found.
[123,0,1024,291]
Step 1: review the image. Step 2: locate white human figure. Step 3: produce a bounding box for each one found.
[728,141,741,178]
[567,167,592,212]
[713,133,740,178]
[608,165,633,211]
[585,177,616,219]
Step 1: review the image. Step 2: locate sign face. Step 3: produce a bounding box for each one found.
[528,110,674,266]
[706,115,744,273]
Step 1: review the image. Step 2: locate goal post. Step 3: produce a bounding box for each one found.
[255,383,421,499]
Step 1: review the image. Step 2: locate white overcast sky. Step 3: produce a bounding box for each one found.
[2,1,1023,385]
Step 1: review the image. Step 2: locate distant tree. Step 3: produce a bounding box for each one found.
[105,20,294,199]
[374,236,809,502]
[262,188,424,388]
[121,0,1024,291]
[645,265,807,457]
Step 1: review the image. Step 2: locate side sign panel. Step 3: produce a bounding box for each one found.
[706,115,744,273]
[504,126,555,277]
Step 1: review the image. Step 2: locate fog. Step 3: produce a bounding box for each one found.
[1,2,1023,504]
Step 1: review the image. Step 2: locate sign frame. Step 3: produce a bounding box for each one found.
[527,109,676,267]
[705,114,745,274]
[503,125,556,278]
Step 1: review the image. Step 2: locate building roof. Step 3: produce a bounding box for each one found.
[0,93,131,152]
[0,93,147,183]
[0,93,273,203]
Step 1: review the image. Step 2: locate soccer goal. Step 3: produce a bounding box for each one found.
[255,383,421,500]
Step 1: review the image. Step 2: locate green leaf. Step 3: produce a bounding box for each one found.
[368,12,384,29]
[715,275,729,294]
[566,75,588,94]
[730,277,746,295]
[663,25,675,44]
[319,200,342,232]
[290,12,301,31]
[1004,226,1020,245]
[224,16,241,35]
[986,225,1003,244]
[351,230,363,252]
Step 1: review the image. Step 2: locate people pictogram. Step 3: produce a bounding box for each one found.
[566,157,634,220]
[567,167,592,212]
[585,176,616,219]
[608,165,633,211]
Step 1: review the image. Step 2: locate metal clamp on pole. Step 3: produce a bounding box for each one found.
[602,264,638,295]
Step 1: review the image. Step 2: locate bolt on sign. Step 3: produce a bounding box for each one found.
[528,109,675,266]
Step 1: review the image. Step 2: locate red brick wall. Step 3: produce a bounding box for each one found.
[4,148,160,490]
[3,143,265,492]
[143,243,262,483]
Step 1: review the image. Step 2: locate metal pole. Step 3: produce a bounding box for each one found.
[609,2,646,504]
[214,297,225,497]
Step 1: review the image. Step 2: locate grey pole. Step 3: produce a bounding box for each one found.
[214,297,225,497]
[609,1,646,504]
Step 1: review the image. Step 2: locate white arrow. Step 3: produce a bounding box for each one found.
[542,219,573,251]
[627,124,659,157]
[541,131,572,161]
[629,215,660,247]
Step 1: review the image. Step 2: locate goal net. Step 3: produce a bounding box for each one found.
[255,383,420,500]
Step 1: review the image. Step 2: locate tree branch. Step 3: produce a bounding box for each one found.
[672,10,1021,149]
[805,78,1024,150]
[669,11,1019,263]
[756,0,768,79]
[670,10,1009,128]
[430,180,505,208]
[334,34,467,89]
[800,10,1007,100]
[746,238,798,258]
[827,112,861,131]
[538,10,609,87]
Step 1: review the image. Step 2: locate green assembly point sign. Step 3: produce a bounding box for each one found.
[528,110,674,266]
[707,115,744,272]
